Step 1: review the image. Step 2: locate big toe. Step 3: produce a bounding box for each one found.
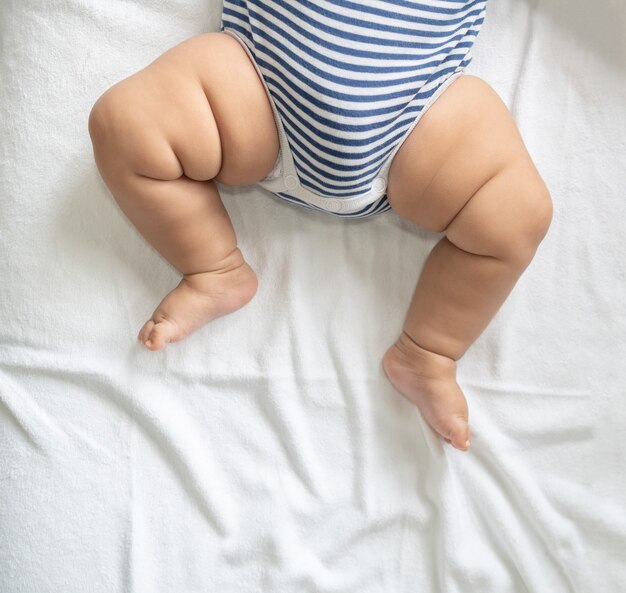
[141,319,177,351]
[138,319,155,344]
[443,415,471,451]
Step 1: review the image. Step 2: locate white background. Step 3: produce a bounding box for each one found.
[1,1,625,591]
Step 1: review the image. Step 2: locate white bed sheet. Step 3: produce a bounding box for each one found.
[1,1,625,591]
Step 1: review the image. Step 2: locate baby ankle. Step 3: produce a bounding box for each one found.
[399,330,463,363]
[183,246,248,277]
[393,331,457,374]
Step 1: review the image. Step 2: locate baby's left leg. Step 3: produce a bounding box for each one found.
[383,75,553,451]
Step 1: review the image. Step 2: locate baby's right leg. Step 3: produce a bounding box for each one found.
[88,32,280,350]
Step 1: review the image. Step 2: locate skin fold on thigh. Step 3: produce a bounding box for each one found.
[111,31,281,186]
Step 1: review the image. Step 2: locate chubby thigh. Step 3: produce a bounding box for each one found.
[386,74,552,263]
[89,32,280,187]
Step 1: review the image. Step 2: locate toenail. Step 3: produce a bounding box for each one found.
[465,440,471,449]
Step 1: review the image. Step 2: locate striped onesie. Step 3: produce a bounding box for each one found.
[220,0,488,218]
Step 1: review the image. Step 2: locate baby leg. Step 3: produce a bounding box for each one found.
[383,75,553,451]
[88,33,279,350]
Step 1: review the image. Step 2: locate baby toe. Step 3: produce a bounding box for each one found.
[145,319,179,351]
[138,319,155,343]
[448,416,471,451]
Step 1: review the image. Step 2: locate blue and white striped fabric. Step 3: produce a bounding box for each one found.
[219,0,488,218]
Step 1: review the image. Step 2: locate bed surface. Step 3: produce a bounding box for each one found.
[1,1,625,591]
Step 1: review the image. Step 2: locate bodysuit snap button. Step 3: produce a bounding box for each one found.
[326,199,343,212]
[373,177,387,193]
[285,175,299,190]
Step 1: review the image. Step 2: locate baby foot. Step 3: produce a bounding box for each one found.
[137,253,257,351]
[382,332,471,451]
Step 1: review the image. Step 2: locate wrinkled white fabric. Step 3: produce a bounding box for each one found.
[1,1,625,592]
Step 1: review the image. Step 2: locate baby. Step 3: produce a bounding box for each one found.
[88,1,552,452]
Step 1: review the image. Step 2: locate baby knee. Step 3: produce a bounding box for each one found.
[446,161,553,266]
[88,84,182,180]
[88,86,129,152]
[512,167,553,251]
[499,165,553,266]
[88,95,108,157]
